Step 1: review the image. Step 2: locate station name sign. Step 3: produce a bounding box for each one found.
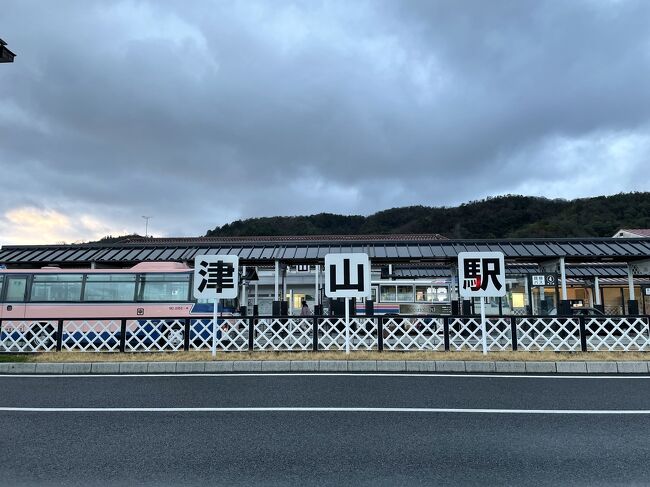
[324,253,371,299]
[193,255,239,300]
[458,251,506,298]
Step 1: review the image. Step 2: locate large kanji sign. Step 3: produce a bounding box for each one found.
[458,252,506,298]
[193,255,239,299]
[324,253,371,299]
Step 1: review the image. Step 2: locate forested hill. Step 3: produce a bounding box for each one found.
[204,193,650,239]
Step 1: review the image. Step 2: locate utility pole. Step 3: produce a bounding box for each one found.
[142,216,152,238]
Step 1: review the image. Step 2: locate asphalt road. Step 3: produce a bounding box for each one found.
[2,373,650,486]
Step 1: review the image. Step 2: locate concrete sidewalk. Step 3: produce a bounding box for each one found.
[0,360,648,374]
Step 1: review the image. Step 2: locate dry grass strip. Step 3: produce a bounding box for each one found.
[27,350,650,363]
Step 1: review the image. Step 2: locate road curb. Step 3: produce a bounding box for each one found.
[1,360,649,375]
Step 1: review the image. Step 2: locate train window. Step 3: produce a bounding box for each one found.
[397,285,414,302]
[221,298,238,311]
[195,298,238,312]
[6,276,28,302]
[31,274,83,302]
[415,286,434,302]
[434,286,449,302]
[84,274,137,301]
[139,273,190,302]
[380,285,396,302]
[0,275,3,300]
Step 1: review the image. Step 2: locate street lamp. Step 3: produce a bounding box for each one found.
[142,216,152,238]
[0,39,16,63]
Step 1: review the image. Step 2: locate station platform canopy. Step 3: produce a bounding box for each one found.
[392,263,642,279]
[0,234,649,269]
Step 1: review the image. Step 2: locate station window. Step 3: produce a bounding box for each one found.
[84,274,136,301]
[30,274,83,302]
[506,280,527,311]
[511,293,525,308]
[286,293,304,309]
[139,273,190,302]
[602,288,623,315]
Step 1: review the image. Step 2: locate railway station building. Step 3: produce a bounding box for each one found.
[1,233,649,317]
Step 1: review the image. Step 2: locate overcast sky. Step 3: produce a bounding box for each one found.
[1,0,649,244]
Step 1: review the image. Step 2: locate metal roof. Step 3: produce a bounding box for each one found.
[120,234,449,244]
[1,236,649,267]
[392,264,636,279]
[617,229,650,237]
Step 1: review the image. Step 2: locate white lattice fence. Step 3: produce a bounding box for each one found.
[516,317,580,351]
[125,319,185,352]
[382,317,444,351]
[449,317,512,351]
[189,318,249,351]
[0,320,58,352]
[254,318,312,351]
[586,317,650,351]
[62,320,121,352]
[318,318,378,350]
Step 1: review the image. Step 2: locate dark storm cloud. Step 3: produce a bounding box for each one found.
[1,0,649,242]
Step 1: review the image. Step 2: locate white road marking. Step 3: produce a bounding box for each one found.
[0,373,648,379]
[1,406,650,414]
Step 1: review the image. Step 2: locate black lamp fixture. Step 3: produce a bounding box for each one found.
[242,267,259,282]
[0,39,16,63]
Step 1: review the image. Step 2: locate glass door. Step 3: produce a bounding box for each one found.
[531,286,558,315]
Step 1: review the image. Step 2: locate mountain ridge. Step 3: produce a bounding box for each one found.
[204,193,650,239]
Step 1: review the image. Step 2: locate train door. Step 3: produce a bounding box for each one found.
[1,275,29,320]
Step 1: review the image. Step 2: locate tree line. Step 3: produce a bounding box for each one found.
[204,193,650,239]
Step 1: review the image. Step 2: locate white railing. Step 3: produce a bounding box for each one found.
[449,317,512,352]
[585,317,650,352]
[318,317,378,351]
[1,315,649,353]
[62,320,121,352]
[190,318,249,352]
[0,320,57,352]
[254,318,312,351]
[382,317,444,351]
[516,317,581,352]
[125,319,185,352]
